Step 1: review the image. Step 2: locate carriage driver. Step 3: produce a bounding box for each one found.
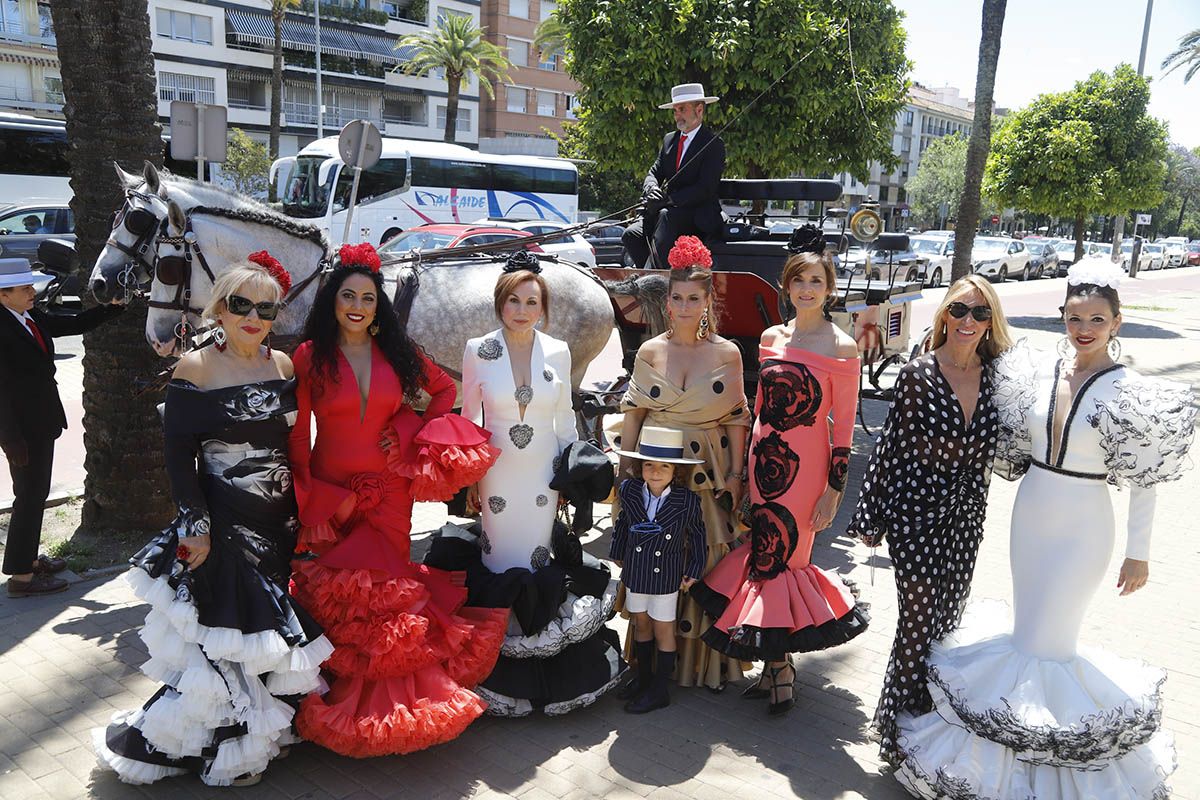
[622,83,726,269]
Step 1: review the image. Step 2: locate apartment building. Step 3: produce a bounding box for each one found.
[835,83,976,229]
[0,0,484,156]
[477,0,578,157]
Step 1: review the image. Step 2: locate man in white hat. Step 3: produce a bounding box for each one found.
[0,258,123,596]
[622,83,726,269]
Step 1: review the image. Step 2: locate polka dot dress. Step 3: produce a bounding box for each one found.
[846,353,998,767]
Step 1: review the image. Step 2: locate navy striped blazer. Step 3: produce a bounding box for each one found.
[609,479,707,595]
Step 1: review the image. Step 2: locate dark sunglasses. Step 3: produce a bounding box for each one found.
[947,302,993,322]
[226,294,281,321]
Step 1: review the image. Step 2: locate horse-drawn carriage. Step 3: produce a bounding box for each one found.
[587,178,926,434]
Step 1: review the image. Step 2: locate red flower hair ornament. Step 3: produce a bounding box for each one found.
[247,250,293,295]
[667,235,713,271]
[338,242,382,273]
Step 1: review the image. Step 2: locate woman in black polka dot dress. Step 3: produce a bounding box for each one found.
[847,275,1013,767]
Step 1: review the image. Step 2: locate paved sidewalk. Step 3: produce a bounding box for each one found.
[1,273,1198,799]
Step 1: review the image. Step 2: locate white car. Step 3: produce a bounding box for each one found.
[1142,242,1165,270]
[1158,237,1187,267]
[1119,240,1153,273]
[970,236,1029,282]
[474,219,597,267]
[909,235,953,287]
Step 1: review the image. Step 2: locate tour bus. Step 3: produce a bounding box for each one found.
[273,136,580,248]
[0,111,212,207]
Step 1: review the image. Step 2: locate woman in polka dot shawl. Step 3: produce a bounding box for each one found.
[617,235,752,691]
[847,274,1013,766]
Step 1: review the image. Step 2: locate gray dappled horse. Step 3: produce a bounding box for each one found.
[95,162,615,388]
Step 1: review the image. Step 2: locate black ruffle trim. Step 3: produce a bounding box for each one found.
[480,627,623,707]
[700,603,871,661]
[687,579,731,621]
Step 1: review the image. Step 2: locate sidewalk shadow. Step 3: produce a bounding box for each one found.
[1006,315,1181,339]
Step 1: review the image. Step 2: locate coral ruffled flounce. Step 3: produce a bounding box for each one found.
[389,415,501,501]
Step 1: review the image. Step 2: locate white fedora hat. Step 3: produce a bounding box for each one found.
[0,258,53,290]
[614,426,704,465]
[658,83,720,109]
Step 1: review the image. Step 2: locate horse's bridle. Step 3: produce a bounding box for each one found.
[106,189,165,297]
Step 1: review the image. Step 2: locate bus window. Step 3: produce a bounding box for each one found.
[333,157,409,206]
[411,157,444,186]
[0,130,71,177]
[535,167,576,195]
[443,160,489,190]
[491,163,533,193]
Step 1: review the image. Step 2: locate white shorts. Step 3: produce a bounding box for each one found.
[624,590,679,622]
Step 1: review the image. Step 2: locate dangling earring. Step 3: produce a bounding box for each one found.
[368,320,380,337]
[1107,335,1122,361]
[1056,336,1072,358]
[822,297,834,322]
[697,307,710,340]
[213,324,227,353]
[265,333,272,359]
[665,308,674,339]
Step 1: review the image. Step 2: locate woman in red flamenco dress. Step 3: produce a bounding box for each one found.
[287,244,507,757]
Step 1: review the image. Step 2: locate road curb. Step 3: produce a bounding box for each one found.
[0,487,84,516]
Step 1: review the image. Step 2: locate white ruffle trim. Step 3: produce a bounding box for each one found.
[544,644,625,716]
[203,733,280,786]
[501,581,618,659]
[91,724,188,786]
[927,600,1165,767]
[896,710,1175,800]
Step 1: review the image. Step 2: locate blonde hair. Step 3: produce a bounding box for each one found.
[201,263,284,322]
[929,275,1013,361]
[668,265,720,336]
[493,270,551,325]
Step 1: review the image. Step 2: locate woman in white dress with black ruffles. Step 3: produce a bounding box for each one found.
[425,256,624,716]
[894,259,1196,799]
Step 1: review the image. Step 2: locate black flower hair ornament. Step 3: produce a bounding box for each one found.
[503,249,543,274]
[787,224,826,255]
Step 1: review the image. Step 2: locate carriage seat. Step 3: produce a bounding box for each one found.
[835,278,923,306]
[717,179,843,202]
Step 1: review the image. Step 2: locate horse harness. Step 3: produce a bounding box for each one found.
[106,189,164,297]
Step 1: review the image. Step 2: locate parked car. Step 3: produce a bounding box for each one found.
[1020,240,1058,280]
[0,202,75,263]
[1142,242,1166,270]
[908,234,953,287]
[583,223,631,266]
[472,219,596,267]
[1118,240,1153,273]
[1187,242,1200,266]
[377,224,542,258]
[1158,237,1188,267]
[838,242,928,283]
[970,236,1029,282]
[1050,239,1108,275]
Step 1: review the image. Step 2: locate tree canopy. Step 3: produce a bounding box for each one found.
[223,129,272,197]
[983,64,1168,256]
[907,133,967,226]
[554,0,910,180]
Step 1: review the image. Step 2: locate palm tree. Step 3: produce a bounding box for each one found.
[533,14,567,61]
[270,0,302,160]
[1162,29,1200,83]
[951,0,1008,281]
[396,15,511,143]
[48,0,174,531]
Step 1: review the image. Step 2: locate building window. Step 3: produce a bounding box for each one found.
[509,0,529,19]
[385,94,427,125]
[507,86,527,114]
[508,38,529,67]
[536,90,555,116]
[537,51,556,71]
[436,7,470,24]
[0,0,22,36]
[43,74,63,105]
[37,2,53,42]
[904,110,913,125]
[156,9,212,45]
[564,93,579,120]
[435,105,471,134]
[539,0,555,21]
[228,79,266,110]
[158,72,216,105]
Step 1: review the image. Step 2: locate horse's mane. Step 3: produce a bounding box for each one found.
[190,205,330,250]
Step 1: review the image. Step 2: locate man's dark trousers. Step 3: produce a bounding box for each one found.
[3,436,54,575]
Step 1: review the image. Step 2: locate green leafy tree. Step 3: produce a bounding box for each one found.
[554,0,910,181]
[555,123,641,216]
[270,0,302,161]
[984,65,1168,263]
[907,133,967,227]
[1146,144,1200,238]
[951,0,1006,281]
[223,129,273,196]
[1162,29,1200,84]
[396,15,511,143]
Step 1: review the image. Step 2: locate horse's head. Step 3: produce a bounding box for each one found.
[90,161,171,302]
[145,198,214,356]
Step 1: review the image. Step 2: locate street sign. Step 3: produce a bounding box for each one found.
[169,101,227,164]
[1136,213,1152,226]
[338,120,382,171]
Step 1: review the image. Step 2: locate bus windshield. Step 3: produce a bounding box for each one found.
[282,155,335,219]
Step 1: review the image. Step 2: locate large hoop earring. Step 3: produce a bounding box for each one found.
[1056,336,1072,358]
[368,320,380,337]
[697,307,710,340]
[213,324,227,353]
[1107,336,1122,361]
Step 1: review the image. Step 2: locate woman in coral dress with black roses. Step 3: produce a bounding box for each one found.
[692,227,870,715]
[287,244,507,757]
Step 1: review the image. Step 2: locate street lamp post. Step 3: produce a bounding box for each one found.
[1112,0,1155,271]
[315,0,324,138]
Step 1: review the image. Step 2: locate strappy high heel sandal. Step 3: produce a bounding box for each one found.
[741,671,771,700]
[766,659,796,716]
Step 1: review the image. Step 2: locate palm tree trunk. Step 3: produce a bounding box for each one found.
[270,12,284,160]
[444,74,461,143]
[1177,192,1190,232]
[50,0,175,532]
[951,0,1008,282]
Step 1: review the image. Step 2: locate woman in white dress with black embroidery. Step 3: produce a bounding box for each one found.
[894,259,1196,799]
[425,254,624,715]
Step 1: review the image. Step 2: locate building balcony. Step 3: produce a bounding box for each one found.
[0,19,57,49]
[282,101,383,131]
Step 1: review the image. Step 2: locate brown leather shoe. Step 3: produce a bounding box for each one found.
[32,554,67,575]
[7,574,68,597]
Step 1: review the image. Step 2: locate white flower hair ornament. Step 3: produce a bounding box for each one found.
[1067,257,1123,290]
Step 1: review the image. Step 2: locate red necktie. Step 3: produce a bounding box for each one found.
[675,133,688,169]
[25,317,47,353]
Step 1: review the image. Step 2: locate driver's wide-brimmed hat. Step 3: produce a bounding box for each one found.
[658,83,720,109]
[613,426,705,465]
[0,258,53,290]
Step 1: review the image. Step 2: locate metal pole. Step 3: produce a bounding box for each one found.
[1137,0,1154,75]
[1114,0,1154,267]
[196,104,205,181]
[315,0,324,138]
[341,120,370,244]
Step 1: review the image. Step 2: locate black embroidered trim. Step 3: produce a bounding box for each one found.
[487,496,506,513]
[1028,459,1106,481]
[1054,363,1124,468]
[1044,359,1061,465]
[478,338,503,360]
[828,446,851,492]
[509,424,534,449]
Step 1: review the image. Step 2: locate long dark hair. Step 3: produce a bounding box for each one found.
[301,265,427,403]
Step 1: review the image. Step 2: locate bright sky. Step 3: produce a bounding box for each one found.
[894,0,1200,149]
